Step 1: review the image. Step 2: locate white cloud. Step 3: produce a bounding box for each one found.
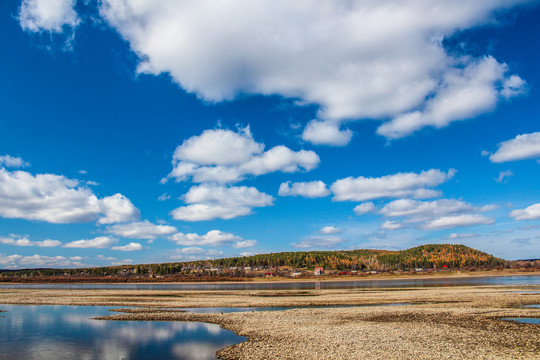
[0,155,29,168]
[19,0,79,33]
[172,184,273,221]
[0,168,140,224]
[380,221,404,231]
[97,255,117,261]
[319,226,341,235]
[377,57,524,139]
[444,233,479,240]
[301,120,352,146]
[111,242,143,251]
[157,193,171,201]
[111,259,134,266]
[173,127,262,166]
[239,252,255,257]
[172,247,223,260]
[331,169,455,202]
[98,194,140,224]
[168,127,319,184]
[0,253,83,269]
[0,235,61,247]
[292,236,344,249]
[510,203,540,221]
[107,220,177,240]
[63,236,118,249]
[176,247,206,254]
[169,230,255,249]
[99,0,528,143]
[278,181,330,198]
[353,202,376,215]
[380,199,474,222]
[501,75,527,98]
[489,132,540,163]
[495,170,514,183]
[422,214,495,230]
[232,240,257,249]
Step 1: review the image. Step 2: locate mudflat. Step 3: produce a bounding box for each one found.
[1,285,539,359]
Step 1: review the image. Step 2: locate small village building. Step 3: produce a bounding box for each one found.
[314,267,324,275]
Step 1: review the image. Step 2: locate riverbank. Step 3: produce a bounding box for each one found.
[1,284,539,359]
[1,268,539,285]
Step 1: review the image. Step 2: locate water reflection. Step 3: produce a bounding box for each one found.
[177,303,412,313]
[1,275,539,290]
[0,305,244,360]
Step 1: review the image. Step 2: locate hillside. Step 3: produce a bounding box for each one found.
[0,244,507,281]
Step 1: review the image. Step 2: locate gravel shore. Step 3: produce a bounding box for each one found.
[1,285,539,359]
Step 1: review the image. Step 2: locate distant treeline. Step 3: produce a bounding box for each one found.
[0,244,513,281]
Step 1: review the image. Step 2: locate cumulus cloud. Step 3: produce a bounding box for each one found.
[111,259,134,266]
[444,233,479,240]
[169,230,256,248]
[278,181,330,198]
[172,184,273,221]
[510,203,540,221]
[167,127,319,184]
[171,247,223,260]
[501,75,527,98]
[331,169,455,202]
[489,132,540,163]
[232,240,257,249]
[98,0,528,143]
[111,242,143,251]
[380,199,474,222]
[0,235,61,247]
[301,120,352,146]
[0,253,84,269]
[63,236,118,249]
[377,57,525,139]
[319,226,341,235]
[292,236,344,249]
[98,193,140,224]
[0,155,29,168]
[107,220,177,240]
[422,214,495,230]
[19,0,79,33]
[380,221,404,231]
[378,198,497,230]
[353,202,376,215]
[0,168,140,224]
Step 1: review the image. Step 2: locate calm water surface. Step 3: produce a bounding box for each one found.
[503,318,540,324]
[1,275,539,291]
[0,305,244,360]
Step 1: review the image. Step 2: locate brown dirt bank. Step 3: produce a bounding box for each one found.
[1,286,539,359]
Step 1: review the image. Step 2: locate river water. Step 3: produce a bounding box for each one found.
[0,275,538,359]
[0,274,539,290]
[0,305,244,360]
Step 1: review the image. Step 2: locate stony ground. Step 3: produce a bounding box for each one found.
[1,284,539,359]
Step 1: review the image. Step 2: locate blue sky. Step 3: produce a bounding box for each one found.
[1,0,540,268]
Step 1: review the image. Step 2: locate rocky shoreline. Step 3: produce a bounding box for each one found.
[1,285,539,359]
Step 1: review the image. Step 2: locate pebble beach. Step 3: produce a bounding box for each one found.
[1,283,539,359]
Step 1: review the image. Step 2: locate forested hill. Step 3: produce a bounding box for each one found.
[207,244,503,270]
[0,244,506,280]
